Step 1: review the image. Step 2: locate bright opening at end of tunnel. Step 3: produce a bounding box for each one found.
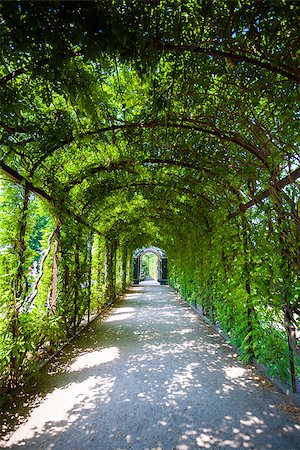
[142,253,158,281]
[132,246,168,285]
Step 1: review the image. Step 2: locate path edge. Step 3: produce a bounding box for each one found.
[170,287,300,409]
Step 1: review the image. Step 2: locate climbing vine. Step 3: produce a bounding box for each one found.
[168,196,300,386]
[0,177,129,394]
[0,1,299,394]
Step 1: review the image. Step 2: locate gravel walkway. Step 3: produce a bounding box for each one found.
[1,282,300,449]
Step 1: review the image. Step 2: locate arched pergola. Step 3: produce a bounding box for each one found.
[132,247,168,285]
[0,2,299,394]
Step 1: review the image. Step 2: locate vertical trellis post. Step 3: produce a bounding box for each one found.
[241,214,255,356]
[10,183,30,385]
[271,178,298,393]
[121,247,128,290]
[104,234,117,302]
[96,236,103,312]
[86,232,94,322]
[73,239,81,333]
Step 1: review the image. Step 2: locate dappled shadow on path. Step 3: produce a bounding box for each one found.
[1,286,300,449]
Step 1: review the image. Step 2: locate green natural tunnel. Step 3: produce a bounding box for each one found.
[0,1,299,397]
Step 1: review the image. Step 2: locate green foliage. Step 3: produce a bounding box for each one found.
[167,208,299,384]
[0,180,112,391]
[0,1,299,393]
[90,235,106,311]
[142,253,158,280]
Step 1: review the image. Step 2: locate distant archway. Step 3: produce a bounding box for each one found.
[142,253,159,280]
[132,247,168,285]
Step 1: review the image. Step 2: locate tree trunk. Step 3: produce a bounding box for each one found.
[26,227,57,310]
[47,228,60,313]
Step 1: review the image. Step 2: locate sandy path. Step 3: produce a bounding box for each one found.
[1,282,300,449]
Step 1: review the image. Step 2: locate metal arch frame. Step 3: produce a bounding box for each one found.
[132,246,168,285]
[133,246,167,258]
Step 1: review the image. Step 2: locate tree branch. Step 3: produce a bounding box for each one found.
[23,227,57,311]
[157,43,300,84]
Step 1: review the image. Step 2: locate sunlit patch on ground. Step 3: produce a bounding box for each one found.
[105,312,135,322]
[223,366,247,379]
[1,284,300,449]
[67,347,120,372]
[1,375,116,446]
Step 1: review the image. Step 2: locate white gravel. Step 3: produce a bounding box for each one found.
[1,282,300,449]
